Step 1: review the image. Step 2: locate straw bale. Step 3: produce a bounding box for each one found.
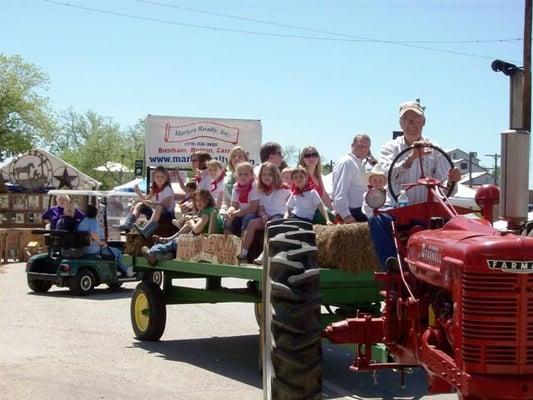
[313,223,380,273]
[123,221,178,256]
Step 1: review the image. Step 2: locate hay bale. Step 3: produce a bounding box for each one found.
[313,223,380,273]
[123,220,179,256]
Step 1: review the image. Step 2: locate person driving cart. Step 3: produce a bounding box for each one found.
[78,205,134,277]
[368,100,462,269]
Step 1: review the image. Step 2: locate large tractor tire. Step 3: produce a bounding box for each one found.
[27,278,52,293]
[262,220,322,400]
[131,281,166,341]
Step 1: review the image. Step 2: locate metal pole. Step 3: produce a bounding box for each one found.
[469,152,473,188]
[523,0,532,131]
[485,153,500,185]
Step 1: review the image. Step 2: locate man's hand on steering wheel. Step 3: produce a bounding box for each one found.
[448,167,462,184]
[404,140,432,168]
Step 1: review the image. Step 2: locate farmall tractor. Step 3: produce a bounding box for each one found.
[261,138,533,400]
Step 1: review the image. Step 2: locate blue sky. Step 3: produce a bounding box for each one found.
[3,0,531,186]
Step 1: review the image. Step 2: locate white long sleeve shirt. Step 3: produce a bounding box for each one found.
[379,135,456,206]
[332,153,367,219]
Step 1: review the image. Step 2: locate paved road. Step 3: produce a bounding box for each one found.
[0,263,456,400]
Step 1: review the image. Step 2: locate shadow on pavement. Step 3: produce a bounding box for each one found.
[133,334,262,389]
[133,335,435,399]
[27,286,134,300]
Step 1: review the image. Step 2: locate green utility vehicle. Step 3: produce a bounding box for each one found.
[26,189,162,296]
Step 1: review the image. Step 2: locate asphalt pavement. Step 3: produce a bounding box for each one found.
[0,262,457,400]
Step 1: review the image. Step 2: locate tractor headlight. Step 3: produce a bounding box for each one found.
[365,188,386,210]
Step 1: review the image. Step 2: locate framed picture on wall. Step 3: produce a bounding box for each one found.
[15,213,25,224]
[27,195,41,210]
[12,195,26,210]
[0,194,9,210]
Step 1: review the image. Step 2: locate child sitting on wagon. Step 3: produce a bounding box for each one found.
[238,162,290,262]
[178,180,197,215]
[207,159,226,209]
[118,166,175,238]
[142,190,223,264]
[224,162,260,236]
[285,167,332,225]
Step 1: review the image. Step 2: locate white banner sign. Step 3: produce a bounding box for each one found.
[144,115,262,168]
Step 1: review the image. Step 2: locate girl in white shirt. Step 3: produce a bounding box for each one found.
[239,162,290,261]
[128,166,176,238]
[285,167,331,225]
[224,162,260,236]
[176,152,213,195]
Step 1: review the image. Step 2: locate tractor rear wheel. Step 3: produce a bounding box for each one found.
[131,281,166,341]
[262,220,322,400]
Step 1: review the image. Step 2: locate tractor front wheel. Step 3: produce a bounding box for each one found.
[131,281,166,341]
[262,220,322,400]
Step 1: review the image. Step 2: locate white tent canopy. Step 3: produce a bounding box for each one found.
[94,161,132,173]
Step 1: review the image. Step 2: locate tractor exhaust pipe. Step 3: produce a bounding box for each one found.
[492,55,531,231]
[500,129,530,230]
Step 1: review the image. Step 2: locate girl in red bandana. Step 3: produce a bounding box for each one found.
[239,162,290,262]
[206,159,226,209]
[224,162,259,237]
[285,167,331,224]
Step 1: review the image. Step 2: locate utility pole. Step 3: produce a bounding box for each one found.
[468,151,477,188]
[523,0,531,131]
[485,153,500,185]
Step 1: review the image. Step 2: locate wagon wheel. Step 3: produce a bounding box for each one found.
[387,143,456,203]
[131,281,166,341]
[143,270,163,287]
[69,268,95,296]
[262,220,322,400]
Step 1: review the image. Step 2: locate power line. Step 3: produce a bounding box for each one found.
[44,0,518,62]
[137,0,522,45]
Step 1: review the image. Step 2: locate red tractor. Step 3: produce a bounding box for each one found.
[261,143,533,400]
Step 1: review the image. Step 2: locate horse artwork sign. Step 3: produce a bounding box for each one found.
[176,234,242,265]
[144,115,262,168]
[0,149,100,191]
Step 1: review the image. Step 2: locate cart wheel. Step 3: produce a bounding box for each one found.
[27,278,52,293]
[131,281,166,341]
[143,270,163,286]
[69,268,95,296]
[262,221,322,400]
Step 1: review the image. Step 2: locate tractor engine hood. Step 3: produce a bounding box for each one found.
[405,215,533,289]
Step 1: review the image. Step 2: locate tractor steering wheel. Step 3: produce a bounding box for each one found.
[387,143,456,203]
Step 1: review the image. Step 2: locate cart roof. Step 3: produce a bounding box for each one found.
[47,189,138,198]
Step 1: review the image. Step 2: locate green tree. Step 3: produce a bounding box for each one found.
[0,54,55,160]
[52,109,144,189]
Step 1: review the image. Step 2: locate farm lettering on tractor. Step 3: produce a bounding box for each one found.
[487,260,533,273]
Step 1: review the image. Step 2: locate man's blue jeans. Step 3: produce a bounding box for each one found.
[148,240,177,259]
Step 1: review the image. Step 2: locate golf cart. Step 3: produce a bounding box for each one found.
[26,189,162,296]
